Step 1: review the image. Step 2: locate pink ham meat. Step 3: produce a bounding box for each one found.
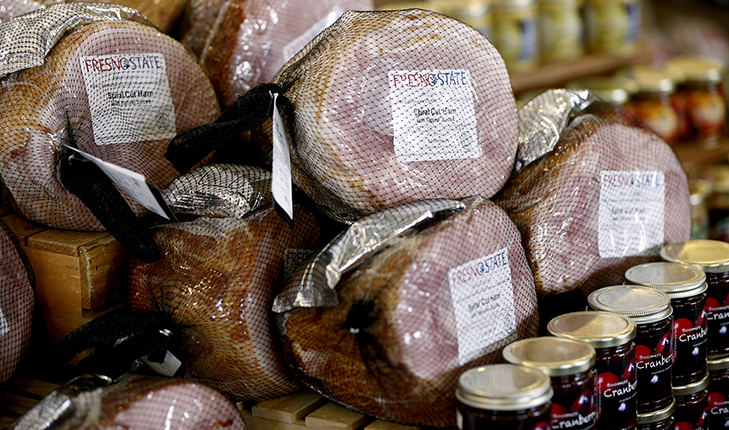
[256,9,518,223]
[495,100,690,320]
[276,196,539,427]
[0,20,220,231]
[181,0,373,108]
[0,220,34,386]
[128,203,326,402]
[0,0,44,23]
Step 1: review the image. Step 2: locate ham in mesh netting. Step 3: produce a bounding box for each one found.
[180,0,373,108]
[274,197,539,427]
[0,219,34,387]
[495,90,691,326]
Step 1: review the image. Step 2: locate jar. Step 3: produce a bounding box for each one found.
[625,262,709,386]
[583,0,641,55]
[456,364,553,430]
[504,337,597,429]
[622,66,680,145]
[661,240,729,358]
[538,0,583,63]
[491,0,538,73]
[689,179,711,240]
[565,76,639,107]
[708,355,729,429]
[674,375,710,430]
[587,286,674,413]
[548,311,637,429]
[429,0,493,38]
[636,399,675,430]
[693,165,729,242]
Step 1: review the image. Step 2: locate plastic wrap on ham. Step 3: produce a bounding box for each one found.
[0,0,44,23]
[275,196,539,427]
[128,203,330,402]
[0,4,221,231]
[8,374,245,429]
[180,0,373,108]
[495,90,691,325]
[0,219,34,386]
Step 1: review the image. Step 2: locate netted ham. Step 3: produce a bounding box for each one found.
[128,203,328,402]
[495,92,690,325]
[275,196,539,427]
[0,219,34,386]
[9,374,245,429]
[180,0,373,108]
[0,13,220,231]
[0,0,44,23]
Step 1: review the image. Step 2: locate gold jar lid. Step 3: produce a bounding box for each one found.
[673,374,709,397]
[620,65,675,94]
[503,337,596,377]
[491,0,536,11]
[693,165,729,194]
[588,285,672,324]
[661,240,729,274]
[456,364,553,411]
[708,354,729,371]
[637,398,675,424]
[625,262,707,298]
[665,55,725,84]
[547,311,636,349]
[565,76,638,105]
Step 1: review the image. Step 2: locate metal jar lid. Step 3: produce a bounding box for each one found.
[673,374,709,397]
[637,398,675,424]
[661,240,729,274]
[625,262,708,299]
[621,65,675,94]
[503,337,596,377]
[547,311,636,349]
[565,76,638,105]
[456,364,553,411]
[708,354,729,371]
[587,285,673,324]
[664,55,725,84]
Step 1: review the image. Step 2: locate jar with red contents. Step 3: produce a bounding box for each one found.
[504,337,597,429]
[548,311,637,430]
[587,286,674,414]
[661,240,729,357]
[456,364,553,430]
[674,375,710,430]
[707,355,729,429]
[636,399,675,430]
[625,262,709,387]
[623,66,680,145]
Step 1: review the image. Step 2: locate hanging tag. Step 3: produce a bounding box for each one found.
[271,93,294,223]
[141,350,182,377]
[64,146,175,220]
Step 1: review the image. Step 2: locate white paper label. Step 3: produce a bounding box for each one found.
[142,351,182,377]
[282,7,344,62]
[598,171,665,258]
[65,146,170,220]
[284,248,315,280]
[79,53,176,145]
[272,93,294,220]
[0,306,8,338]
[448,248,517,366]
[389,70,480,163]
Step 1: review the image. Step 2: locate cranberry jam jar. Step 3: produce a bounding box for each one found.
[661,240,729,357]
[674,375,710,430]
[548,311,637,430]
[587,285,674,414]
[504,337,597,430]
[636,399,675,430]
[456,364,553,430]
[625,262,709,387]
[707,355,729,429]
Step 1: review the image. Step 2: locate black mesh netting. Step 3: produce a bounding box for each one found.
[0,0,44,23]
[0,219,35,386]
[180,0,374,109]
[495,94,691,327]
[275,196,539,427]
[9,374,246,429]
[0,7,220,232]
[127,202,335,402]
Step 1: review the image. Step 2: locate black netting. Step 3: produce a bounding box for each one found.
[0,218,35,386]
[276,196,539,427]
[180,0,374,108]
[495,97,691,327]
[0,0,44,23]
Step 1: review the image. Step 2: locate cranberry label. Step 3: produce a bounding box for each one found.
[635,326,673,411]
[594,353,637,428]
[673,304,708,385]
[706,288,729,355]
[551,393,596,429]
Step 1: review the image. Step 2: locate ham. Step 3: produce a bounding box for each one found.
[0,219,34,386]
[275,196,539,427]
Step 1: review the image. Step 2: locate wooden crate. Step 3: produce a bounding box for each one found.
[0,204,129,354]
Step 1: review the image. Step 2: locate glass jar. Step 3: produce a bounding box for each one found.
[623,66,680,145]
[674,375,710,430]
[661,240,729,357]
[491,0,538,73]
[565,76,639,107]
[689,179,711,240]
[456,364,553,430]
[587,286,674,413]
[429,0,493,38]
[636,399,675,430]
[504,337,597,429]
[708,355,729,429]
[538,0,583,63]
[583,0,641,55]
[548,311,637,430]
[625,262,709,387]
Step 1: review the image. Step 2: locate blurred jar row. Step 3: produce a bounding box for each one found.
[376,0,642,73]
